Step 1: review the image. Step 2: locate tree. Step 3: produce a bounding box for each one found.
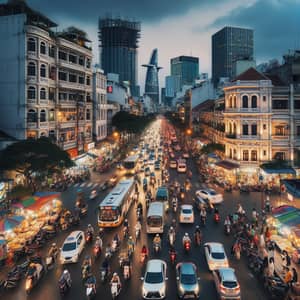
[0,137,73,189]
[200,143,225,155]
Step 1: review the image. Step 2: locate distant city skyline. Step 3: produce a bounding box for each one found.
[5,0,300,91]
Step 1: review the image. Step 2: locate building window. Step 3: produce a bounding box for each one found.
[40,64,46,78]
[86,76,91,86]
[251,150,257,161]
[243,150,249,161]
[69,53,77,64]
[27,109,37,122]
[86,109,91,120]
[79,56,84,66]
[263,124,267,130]
[49,66,56,80]
[27,62,36,76]
[263,150,267,156]
[242,124,248,135]
[251,95,257,108]
[49,130,55,141]
[27,38,36,52]
[69,74,77,83]
[59,71,67,81]
[251,124,257,136]
[86,59,91,68]
[27,86,36,100]
[40,42,46,55]
[40,88,47,100]
[263,96,266,102]
[86,93,91,102]
[233,96,237,108]
[40,109,46,122]
[49,45,56,58]
[242,95,248,108]
[59,50,67,60]
[78,76,84,84]
[275,125,285,136]
[297,125,300,136]
[228,96,232,108]
[274,152,285,160]
[49,109,55,121]
[59,92,67,100]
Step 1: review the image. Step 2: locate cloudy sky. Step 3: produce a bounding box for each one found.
[4,0,300,90]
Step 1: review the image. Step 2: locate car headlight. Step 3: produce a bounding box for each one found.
[179,284,184,294]
[142,286,147,296]
[160,286,165,296]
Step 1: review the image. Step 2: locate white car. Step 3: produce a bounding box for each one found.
[177,163,187,173]
[60,231,85,264]
[179,205,194,224]
[142,259,168,299]
[204,242,229,271]
[169,160,177,169]
[196,189,223,204]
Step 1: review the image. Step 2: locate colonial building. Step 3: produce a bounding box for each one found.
[0,1,93,157]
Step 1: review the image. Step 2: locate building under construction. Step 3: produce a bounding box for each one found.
[98,17,141,97]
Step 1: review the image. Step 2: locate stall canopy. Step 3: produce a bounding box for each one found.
[276,210,300,225]
[272,205,298,218]
[261,167,296,175]
[0,215,25,232]
[215,160,239,170]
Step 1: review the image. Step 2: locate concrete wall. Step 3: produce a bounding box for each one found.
[191,80,216,108]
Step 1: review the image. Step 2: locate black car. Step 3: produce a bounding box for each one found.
[193,194,214,213]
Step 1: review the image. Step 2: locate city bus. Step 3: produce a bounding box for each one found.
[155,186,169,211]
[98,179,135,227]
[146,202,164,234]
[123,154,139,175]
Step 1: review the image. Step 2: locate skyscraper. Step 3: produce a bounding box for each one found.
[98,17,141,96]
[212,26,254,85]
[142,49,162,105]
[170,56,199,88]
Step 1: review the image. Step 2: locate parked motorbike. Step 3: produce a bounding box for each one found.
[111,282,121,299]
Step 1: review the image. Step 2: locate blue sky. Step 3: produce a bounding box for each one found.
[2,0,300,89]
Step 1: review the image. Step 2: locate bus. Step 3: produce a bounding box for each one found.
[123,154,139,175]
[98,179,135,227]
[146,202,164,234]
[155,186,169,211]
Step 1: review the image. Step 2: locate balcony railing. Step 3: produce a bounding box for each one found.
[226,134,237,139]
[272,135,289,140]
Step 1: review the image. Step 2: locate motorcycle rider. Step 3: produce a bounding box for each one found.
[48,243,58,260]
[153,234,161,248]
[113,233,120,246]
[141,245,148,259]
[200,207,207,225]
[169,246,177,262]
[194,226,202,243]
[86,224,94,236]
[135,221,142,237]
[172,196,178,209]
[168,226,175,244]
[137,202,143,215]
[101,257,110,275]
[224,215,231,227]
[94,236,102,249]
[237,204,245,215]
[127,236,135,254]
[111,272,121,288]
[124,218,129,229]
[182,233,191,247]
[82,255,92,274]
[60,269,72,288]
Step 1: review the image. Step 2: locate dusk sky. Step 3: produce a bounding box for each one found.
[4,0,300,90]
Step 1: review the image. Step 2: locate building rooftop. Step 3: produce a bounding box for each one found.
[232,67,269,82]
[192,100,215,112]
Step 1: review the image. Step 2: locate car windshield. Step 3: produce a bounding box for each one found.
[223,281,238,288]
[181,274,196,285]
[62,242,76,252]
[209,190,217,195]
[145,272,163,284]
[211,252,225,259]
[182,209,192,214]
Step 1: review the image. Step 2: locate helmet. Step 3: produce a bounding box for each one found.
[63,270,69,275]
[129,236,132,240]
[85,255,90,260]
[52,243,56,247]
[88,224,91,227]
[113,272,117,276]
[125,219,128,222]
[170,226,173,230]
[96,237,100,240]
[196,225,199,229]
[156,234,159,237]
[30,263,35,268]
[185,233,188,237]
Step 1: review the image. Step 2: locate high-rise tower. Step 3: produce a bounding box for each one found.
[98,17,141,96]
[212,26,254,86]
[142,49,162,105]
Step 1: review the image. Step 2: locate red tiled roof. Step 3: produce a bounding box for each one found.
[192,99,215,112]
[264,74,285,86]
[232,67,269,82]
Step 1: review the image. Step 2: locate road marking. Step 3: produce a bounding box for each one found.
[74,183,80,187]
[80,182,86,187]
[92,183,98,188]
[87,182,93,187]
[248,272,254,278]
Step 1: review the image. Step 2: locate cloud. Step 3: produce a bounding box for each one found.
[18,0,230,24]
[210,0,300,62]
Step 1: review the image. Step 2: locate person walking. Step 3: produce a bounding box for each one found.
[267,257,275,277]
[292,268,298,284]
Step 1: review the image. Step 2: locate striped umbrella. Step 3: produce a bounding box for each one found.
[0,215,25,232]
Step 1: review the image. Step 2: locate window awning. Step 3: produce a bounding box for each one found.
[215,160,240,170]
[261,168,296,175]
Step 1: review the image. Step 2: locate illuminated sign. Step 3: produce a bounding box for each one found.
[107,85,113,93]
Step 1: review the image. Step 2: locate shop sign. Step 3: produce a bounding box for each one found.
[87,142,95,150]
[67,148,78,158]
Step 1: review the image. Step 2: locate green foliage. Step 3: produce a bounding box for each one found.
[0,137,74,176]
[112,111,154,133]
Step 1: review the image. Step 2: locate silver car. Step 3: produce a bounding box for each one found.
[176,262,200,299]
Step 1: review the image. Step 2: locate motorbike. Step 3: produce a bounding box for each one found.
[45,256,55,270]
[89,190,98,200]
[123,227,129,239]
[224,224,231,235]
[169,232,175,247]
[123,264,131,280]
[82,264,91,282]
[265,276,289,299]
[135,227,140,240]
[214,213,220,223]
[93,245,101,259]
[153,242,161,254]
[25,263,44,294]
[194,232,201,246]
[140,252,147,264]
[86,232,93,244]
[183,240,191,253]
[100,267,108,283]
[111,282,121,299]
[85,275,97,299]
[169,250,177,265]
[58,277,71,295]
[111,240,119,253]
[105,247,112,260]
[75,202,88,217]
[172,201,177,213]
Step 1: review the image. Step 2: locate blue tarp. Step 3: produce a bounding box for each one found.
[263,168,296,174]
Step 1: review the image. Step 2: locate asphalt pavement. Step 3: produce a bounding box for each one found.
[1,121,270,300]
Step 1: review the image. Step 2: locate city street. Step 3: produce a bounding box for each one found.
[1,119,270,300]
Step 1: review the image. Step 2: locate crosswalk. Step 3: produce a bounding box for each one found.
[73,182,100,189]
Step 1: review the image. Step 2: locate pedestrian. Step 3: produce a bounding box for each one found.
[284,267,293,286]
[268,241,275,261]
[267,257,275,277]
[265,227,271,243]
[292,267,298,284]
[282,250,291,267]
[259,229,265,249]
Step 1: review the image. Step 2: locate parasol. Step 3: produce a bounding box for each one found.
[0,215,25,232]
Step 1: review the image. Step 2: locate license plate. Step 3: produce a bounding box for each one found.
[184,295,194,299]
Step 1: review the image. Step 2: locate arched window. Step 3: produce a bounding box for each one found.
[40,132,46,137]
[228,96,232,108]
[27,38,36,52]
[27,62,36,76]
[251,95,257,108]
[40,64,46,78]
[242,95,248,108]
[40,109,46,122]
[229,123,232,134]
[40,88,46,100]
[49,130,56,141]
[233,96,237,108]
[27,86,36,99]
[233,123,237,134]
[251,150,257,161]
[86,109,91,120]
[40,41,46,55]
[49,109,55,121]
[27,109,36,122]
[229,149,233,159]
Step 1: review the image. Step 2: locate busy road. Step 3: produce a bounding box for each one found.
[1,117,269,300]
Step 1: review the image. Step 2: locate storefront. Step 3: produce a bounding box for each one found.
[260,167,296,187]
[215,160,240,184]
